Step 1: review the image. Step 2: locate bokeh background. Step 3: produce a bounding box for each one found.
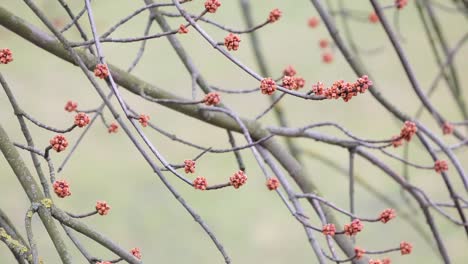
[1,0,468,263]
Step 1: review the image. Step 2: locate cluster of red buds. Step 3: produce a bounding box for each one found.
[229,170,247,189]
[50,135,69,152]
[379,208,396,223]
[268,9,282,23]
[442,122,454,135]
[400,241,412,255]
[434,160,448,173]
[74,112,90,128]
[281,76,298,90]
[64,101,78,112]
[0,48,13,64]
[193,176,208,190]
[138,114,150,127]
[260,77,277,95]
[320,208,409,262]
[344,219,364,236]
[108,122,119,133]
[281,65,305,90]
[184,159,196,173]
[322,208,396,237]
[400,121,417,141]
[224,33,241,51]
[280,65,305,90]
[178,24,189,34]
[130,247,142,259]
[283,65,296,77]
[53,179,71,198]
[96,201,111,215]
[204,0,221,13]
[266,178,280,191]
[391,121,417,147]
[94,64,109,79]
[322,223,336,236]
[312,75,372,102]
[354,247,366,260]
[204,92,221,106]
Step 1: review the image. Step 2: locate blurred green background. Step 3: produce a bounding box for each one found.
[1,0,468,263]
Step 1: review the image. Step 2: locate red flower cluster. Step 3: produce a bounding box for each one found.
[322,52,333,63]
[354,247,365,260]
[344,219,363,236]
[108,122,119,133]
[355,75,373,93]
[326,81,356,101]
[392,121,418,148]
[282,76,298,90]
[400,241,412,255]
[308,17,319,28]
[130,247,142,259]
[392,121,417,147]
[312,75,372,102]
[283,65,296,77]
[322,223,336,236]
[204,0,221,13]
[50,135,69,152]
[442,122,454,135]
[266,178,280,191]
[383,258,391,264]
[74,112,90,128]
[369,260,383,264]
[184,159,196,174]
[0,48,13,64]
[94,64,109,79]
[391,135,402,148]
[281,76,306,90]
[400,121,417,141]
[379,208,396,223]
[193,176,208,190]
[395,0,408,9]
[281,65,305,89]
[224,33,241,51]
[64,100,78,112]
[369,12,379,23]
[268,8,282,23]
[434,160,448,173]
[178,24,189,34]
[204,92,221,106]
[260,78,277,95]
[96,201,111,215]
[138,114,150,127]
[312,82,325,95]
[229,170,247,189]
[295,77,305,89]
[53,180,71,198]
